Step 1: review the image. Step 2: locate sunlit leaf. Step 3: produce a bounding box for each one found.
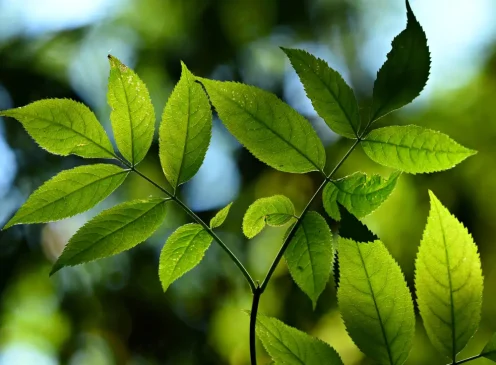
[198,78,326,173]
[4,164,128,229]
[256,313,344,365]
[242,195,295,238]
[159,224,213,292]
[323,171,400,221]
[338,238,415,365]
[361,125,476,174]
[108,55,155,165]
[481,333,496,362]
[160,63,212,189]
[51,197,168,275]
[282,47,360,138]
[285,211,333,307]
[415,191,483,361]
[0,99,114,158]
[370,0,430,122]
[210,202,233,229]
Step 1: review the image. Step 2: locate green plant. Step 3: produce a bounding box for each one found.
[1,0,494,364]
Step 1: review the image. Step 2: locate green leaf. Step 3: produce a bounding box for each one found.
[107,55,155,166]
[256,313,344,365]
[370,0,430,122]
[3,164,128,229]
[198,78,326,173]
[160,63,212,189]
[481,333,496,361]
[0,99,114,159]
[323,171,400,221]
[159,224,213,292]
[415,191,483,361]
[285,211,333,307]
[361,125,476,174]
[338,238,415,365]
[282,47,360,138]
[51,197,168,275]
[242,195,295,239]
[210,202,233,229]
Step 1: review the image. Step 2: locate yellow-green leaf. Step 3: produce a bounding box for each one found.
[4,164,128,229]
[210,202,233,229]
[198,78,326,173]
[242,195,295,238]
[159,224,213,292]
[285,211,333,308]
[108,55,155,165]
[0,99,114,159]
[415,191,483,361]
[338,238,415,365]
[481,333,496,362]
[160,63,212,189]
[51,197,168,275]
[323,171,400,221]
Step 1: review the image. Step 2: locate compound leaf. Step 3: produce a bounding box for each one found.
[4,164,128,229]
[210,202,233,229]
[361,125,476,174]
[370,0,430,122]
[198,78,326,173]
[159,224,213,292]
[282,47,360,138]
[415,191,483,361]
[51,197,168,275]
[285,211,333,308]
[256,313,344,365]
[323,171,400,221]
[338,238,415,365]
[0,99,114,159]
[481,333,496,362]
[108,55,155,165]
[160,63,212,189]
[242,195,295,239]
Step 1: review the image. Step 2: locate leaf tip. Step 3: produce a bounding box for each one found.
[49,263,63,276]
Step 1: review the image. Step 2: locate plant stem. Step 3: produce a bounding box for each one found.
[250,286,262,365]
[249,138,361,364]
[452,354,483,364]
[113,154,257,293]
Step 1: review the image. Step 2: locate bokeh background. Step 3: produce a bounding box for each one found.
[0,0,495,364]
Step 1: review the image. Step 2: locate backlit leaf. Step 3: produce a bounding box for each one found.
[361,125,476,174]
[198,78,326,173]
[481,333,496,362]
[285,211,333,307]
[108,55,155,165]
[282,47,360,138]
[242,195,295,239]
[51,197,168,275]
[323,171,400,221]
[256,313,344,365]
[4,164,128,229]
[338,238,415,365]
[159,224,213,292]
[210,202,233,229]
[415,191,483,361]
[0,99,114,159]
[160,63,212,189]
[370,0,430,122]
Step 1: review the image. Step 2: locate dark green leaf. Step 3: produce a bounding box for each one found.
[370,0,430,122]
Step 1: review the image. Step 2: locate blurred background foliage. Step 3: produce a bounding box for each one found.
[0,0,495,364]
